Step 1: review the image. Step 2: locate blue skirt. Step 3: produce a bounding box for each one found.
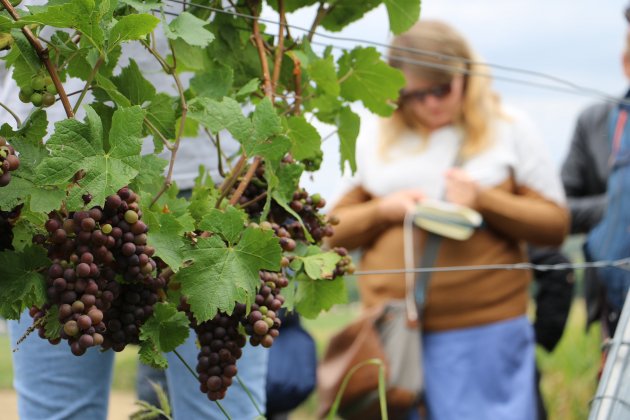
[421,315,536,420]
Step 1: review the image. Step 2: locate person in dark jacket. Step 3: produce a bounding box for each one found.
[561,102,615,334]
[561,2,630,337]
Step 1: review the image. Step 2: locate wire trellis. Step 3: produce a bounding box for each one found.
[352,257,630,277]
[161,0,629,106]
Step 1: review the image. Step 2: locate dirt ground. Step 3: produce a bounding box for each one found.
[0,389,137,420]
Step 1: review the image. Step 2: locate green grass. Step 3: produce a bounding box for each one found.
[0,300,601,419]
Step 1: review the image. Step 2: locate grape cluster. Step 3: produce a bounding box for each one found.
[242,270,288,348]
[33,187,166,355]
[331,246,356,279]
[101,283,160,352]
[283,188,334,243]
[0,137,20,187]
[19,73,57,108]
[180,300,247,401]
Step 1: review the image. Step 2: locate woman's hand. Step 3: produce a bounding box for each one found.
[377,189,425,223]
[444,168,480,207]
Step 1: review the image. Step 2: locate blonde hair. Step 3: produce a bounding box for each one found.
[381,20,504,158]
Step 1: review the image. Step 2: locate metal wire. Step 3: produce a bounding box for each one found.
[163,0,626,105]
[352,257,630,277]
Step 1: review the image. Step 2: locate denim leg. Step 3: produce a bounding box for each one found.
[8,310,115,420]
[165,331,269,420]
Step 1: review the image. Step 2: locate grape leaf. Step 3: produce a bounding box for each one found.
[199,207,247,246]
[0,111,65,213]
[140,303,190,353]
[320,1,381,32]
[145,93,177,147]
[187,97,252,143]
[309,55,340,97]
[0,246,49,320]
[95,73,132,107]
[163,11,214,48]
[109,13,159,48]
[190,65,233,100]
[142,208,190,273]
[139,339,169,369]
[295,276,348,319]
[11,210,46,252]
[236,78,260,98]
[296,246,342,280]
[384,0,421,35]
[130,153,168,193]
[286,116,322,161]
[176,229,281,323]
[337,106,360,173]
[10,30,41,73]
[42,305,62,340]
[21,0,107,49]
[35,105,144,210]
[111,59,156,105]
[120,0,161,13]
[338,47,406,116]
[0,15,12,32]
[244,98,289,162]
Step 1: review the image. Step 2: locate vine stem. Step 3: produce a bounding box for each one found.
[228,156,261,206]
[149,39,188,208]
[216,155,247,208]
[308,2,329,42]
[144,117,174,151]
[72,54,104,114]
[227,2,275,206]
[236,375,263,416]
[292,56,302,116]
[250,2,273,97]
[0,0,74,118]
[0,100,22,127]
[271,0,286,96]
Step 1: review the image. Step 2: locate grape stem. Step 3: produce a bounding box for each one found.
[172,349,199,380]
[236,375,264,417]
[0,100,21,127]
[0,0,74,118]
[146,38,188,208]
[72,54,104,114]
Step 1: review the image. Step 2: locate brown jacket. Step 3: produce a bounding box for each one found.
[327,178,570,331]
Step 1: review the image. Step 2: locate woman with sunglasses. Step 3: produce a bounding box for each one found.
[327,20,569,420]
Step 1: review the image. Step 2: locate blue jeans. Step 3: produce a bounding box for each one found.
[9,311,268,420]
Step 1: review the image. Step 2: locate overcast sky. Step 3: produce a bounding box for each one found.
[285,0,630,202]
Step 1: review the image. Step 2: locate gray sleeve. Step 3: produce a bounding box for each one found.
[561,107,608,234]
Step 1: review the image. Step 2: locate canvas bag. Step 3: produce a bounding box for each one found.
[317,213,439,419]
[585,107,630,312]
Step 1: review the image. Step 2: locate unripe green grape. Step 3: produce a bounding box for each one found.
[43,76,52,85]
[18,90,30,103]
[30,76,45,91]
[45,84,57,95]
[42,92,55,107]
[30,92,43,107]
[124,210,138,224]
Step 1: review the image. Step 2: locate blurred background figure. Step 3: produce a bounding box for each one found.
[326,20,569,420]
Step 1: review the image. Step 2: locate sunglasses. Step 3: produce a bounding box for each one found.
[399,83,453,104]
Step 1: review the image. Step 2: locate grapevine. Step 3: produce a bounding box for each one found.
[0,0,419,413]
